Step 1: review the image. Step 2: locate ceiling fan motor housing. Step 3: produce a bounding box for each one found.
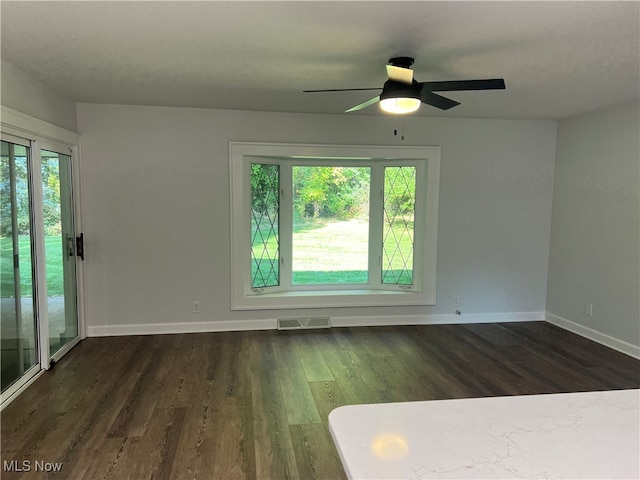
[380,79,422,101]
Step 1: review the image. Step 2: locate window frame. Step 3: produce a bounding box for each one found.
[230,142,440,310]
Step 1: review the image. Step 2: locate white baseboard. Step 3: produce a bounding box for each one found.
[331,311,544,327]
[546,312,640,359]
[87,311,544,337]
[87,318,276,337]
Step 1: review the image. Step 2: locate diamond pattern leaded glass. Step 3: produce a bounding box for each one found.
[382,166,416,285]
[251,163,280,288]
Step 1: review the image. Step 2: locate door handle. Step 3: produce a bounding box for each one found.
[76,233,84,261]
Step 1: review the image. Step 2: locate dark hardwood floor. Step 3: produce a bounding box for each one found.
[1,322,639,479]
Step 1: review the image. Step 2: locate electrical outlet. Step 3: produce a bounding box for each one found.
[584,303,593,316]
[192,301,201,314]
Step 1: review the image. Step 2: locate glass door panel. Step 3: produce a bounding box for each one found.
[41,150,78,357]
[1,140,38,393]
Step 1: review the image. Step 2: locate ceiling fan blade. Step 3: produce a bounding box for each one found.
[386,64,413,84]
[422,78,506,92]
[345,95,380,113]
[421,91,461,110]
[303,87,381,93]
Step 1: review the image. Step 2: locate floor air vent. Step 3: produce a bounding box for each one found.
[277,317,331,330]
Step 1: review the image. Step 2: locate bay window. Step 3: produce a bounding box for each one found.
[230,143,440,310]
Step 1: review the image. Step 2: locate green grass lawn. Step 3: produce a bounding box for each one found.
[1,236,64,297]
[292,270,368,284]
[252,218,414,286]
[292,219,369,285]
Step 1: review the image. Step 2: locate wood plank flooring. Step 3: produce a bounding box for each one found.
[1,322,639,479]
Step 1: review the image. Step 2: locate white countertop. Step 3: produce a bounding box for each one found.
[328,389,640,479]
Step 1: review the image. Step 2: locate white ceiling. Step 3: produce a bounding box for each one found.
[1,1,638,120]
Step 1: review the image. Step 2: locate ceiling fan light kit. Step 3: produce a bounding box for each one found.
[379,79,422,114]
[379,97,422,114]
[303,57,506,115]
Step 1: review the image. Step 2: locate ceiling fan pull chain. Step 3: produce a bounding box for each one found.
[393,116,406,141]
[393,115,404,140]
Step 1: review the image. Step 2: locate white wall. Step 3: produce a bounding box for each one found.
[0,60,77,132]
[77,103,556,334]
[547,102,640,355]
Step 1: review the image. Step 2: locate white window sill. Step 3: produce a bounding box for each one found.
[232,288,435,310]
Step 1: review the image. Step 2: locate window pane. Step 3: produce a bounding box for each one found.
[292,166,370,285]
[382,166,416,285]
[1,140,38,393]
[251,163,280,288]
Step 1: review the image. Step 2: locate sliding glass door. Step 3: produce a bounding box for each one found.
[1,134,81,403]
[41,149,78,358]
[1,139,39,393]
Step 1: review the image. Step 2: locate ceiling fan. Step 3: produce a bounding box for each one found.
[303,57,506,114]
